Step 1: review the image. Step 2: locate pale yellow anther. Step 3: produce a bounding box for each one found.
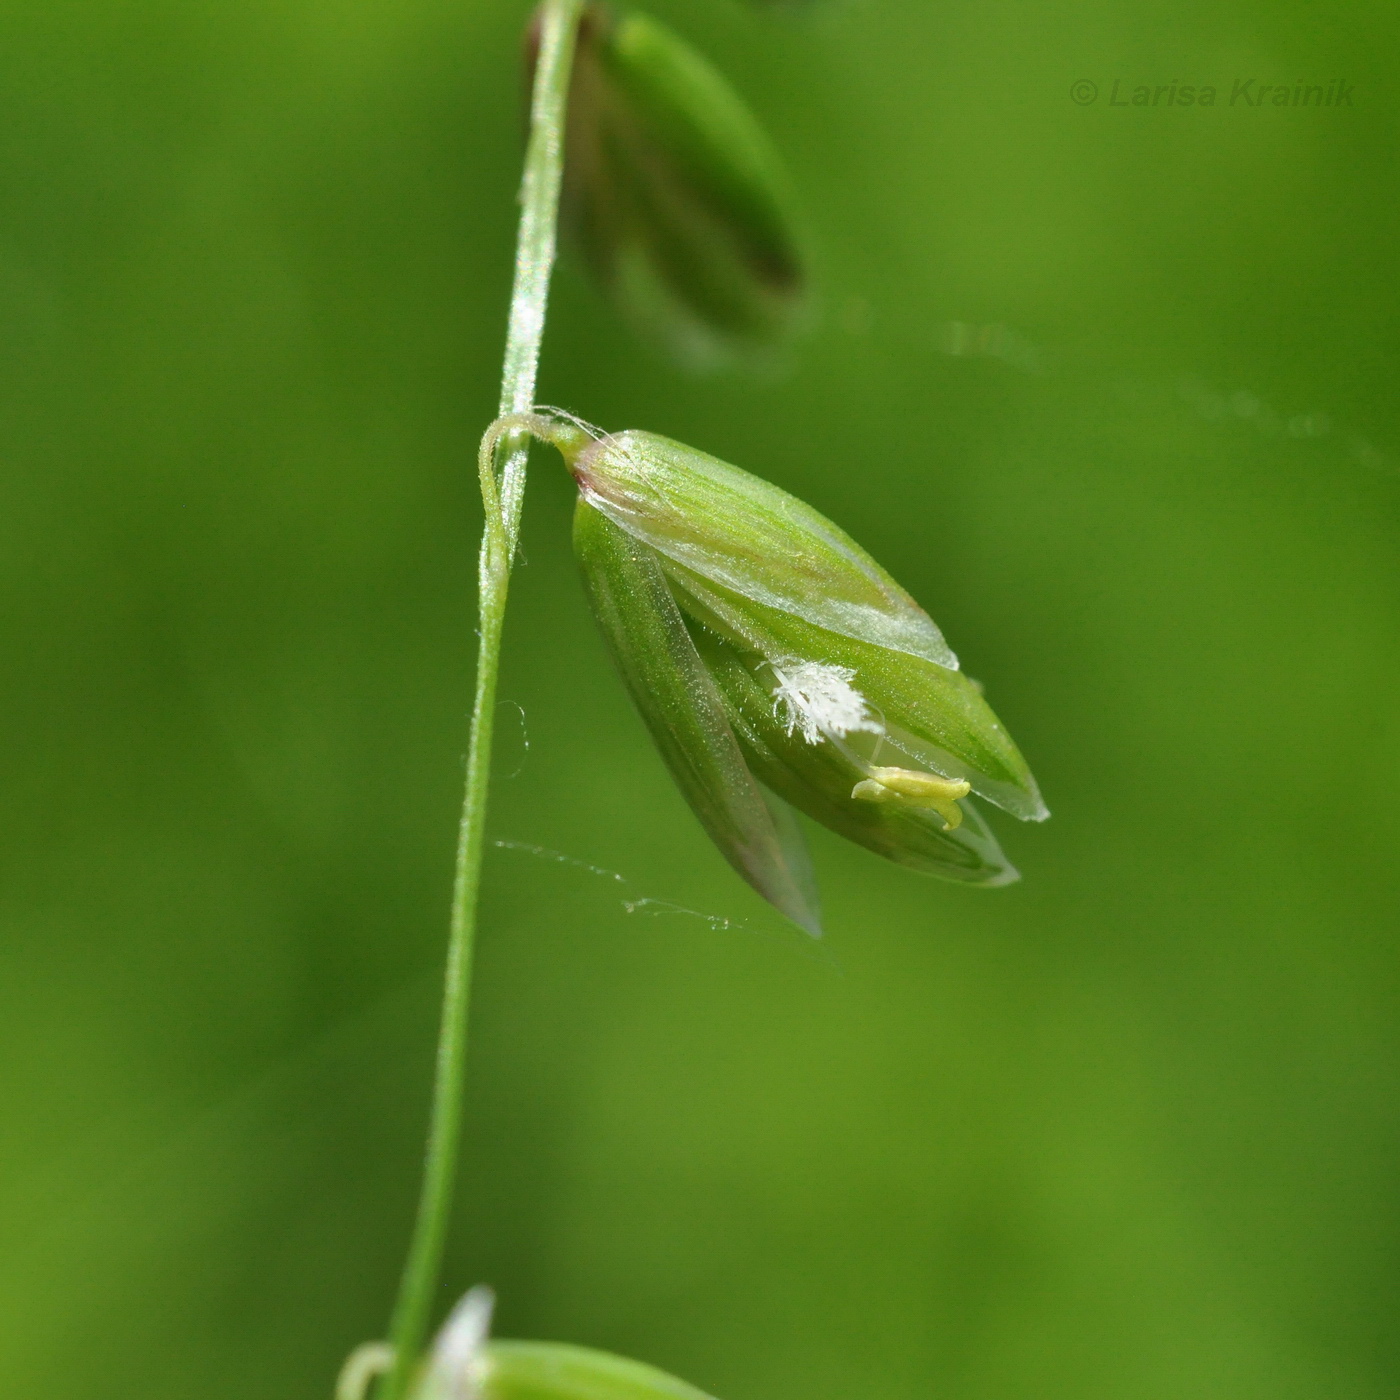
[851,766,972,831]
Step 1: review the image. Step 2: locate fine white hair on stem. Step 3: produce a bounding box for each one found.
[498,701,530,780]
[495,840,742,930]
[769,660,884,746]
[533,403,609,443]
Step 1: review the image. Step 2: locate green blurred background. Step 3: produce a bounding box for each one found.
[2,0,1397,1395]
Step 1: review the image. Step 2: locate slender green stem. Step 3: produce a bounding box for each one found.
[376,4,583,1396]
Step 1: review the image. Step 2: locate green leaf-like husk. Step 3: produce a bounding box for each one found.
[574,499,822,933]
[573,430,959,669]
[668,565,1047,823]
[555,7,806,366]
[687,618,1021,886]
[479,1340,718,1400]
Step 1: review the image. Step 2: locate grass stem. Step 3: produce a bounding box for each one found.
[376,3,583,1394]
